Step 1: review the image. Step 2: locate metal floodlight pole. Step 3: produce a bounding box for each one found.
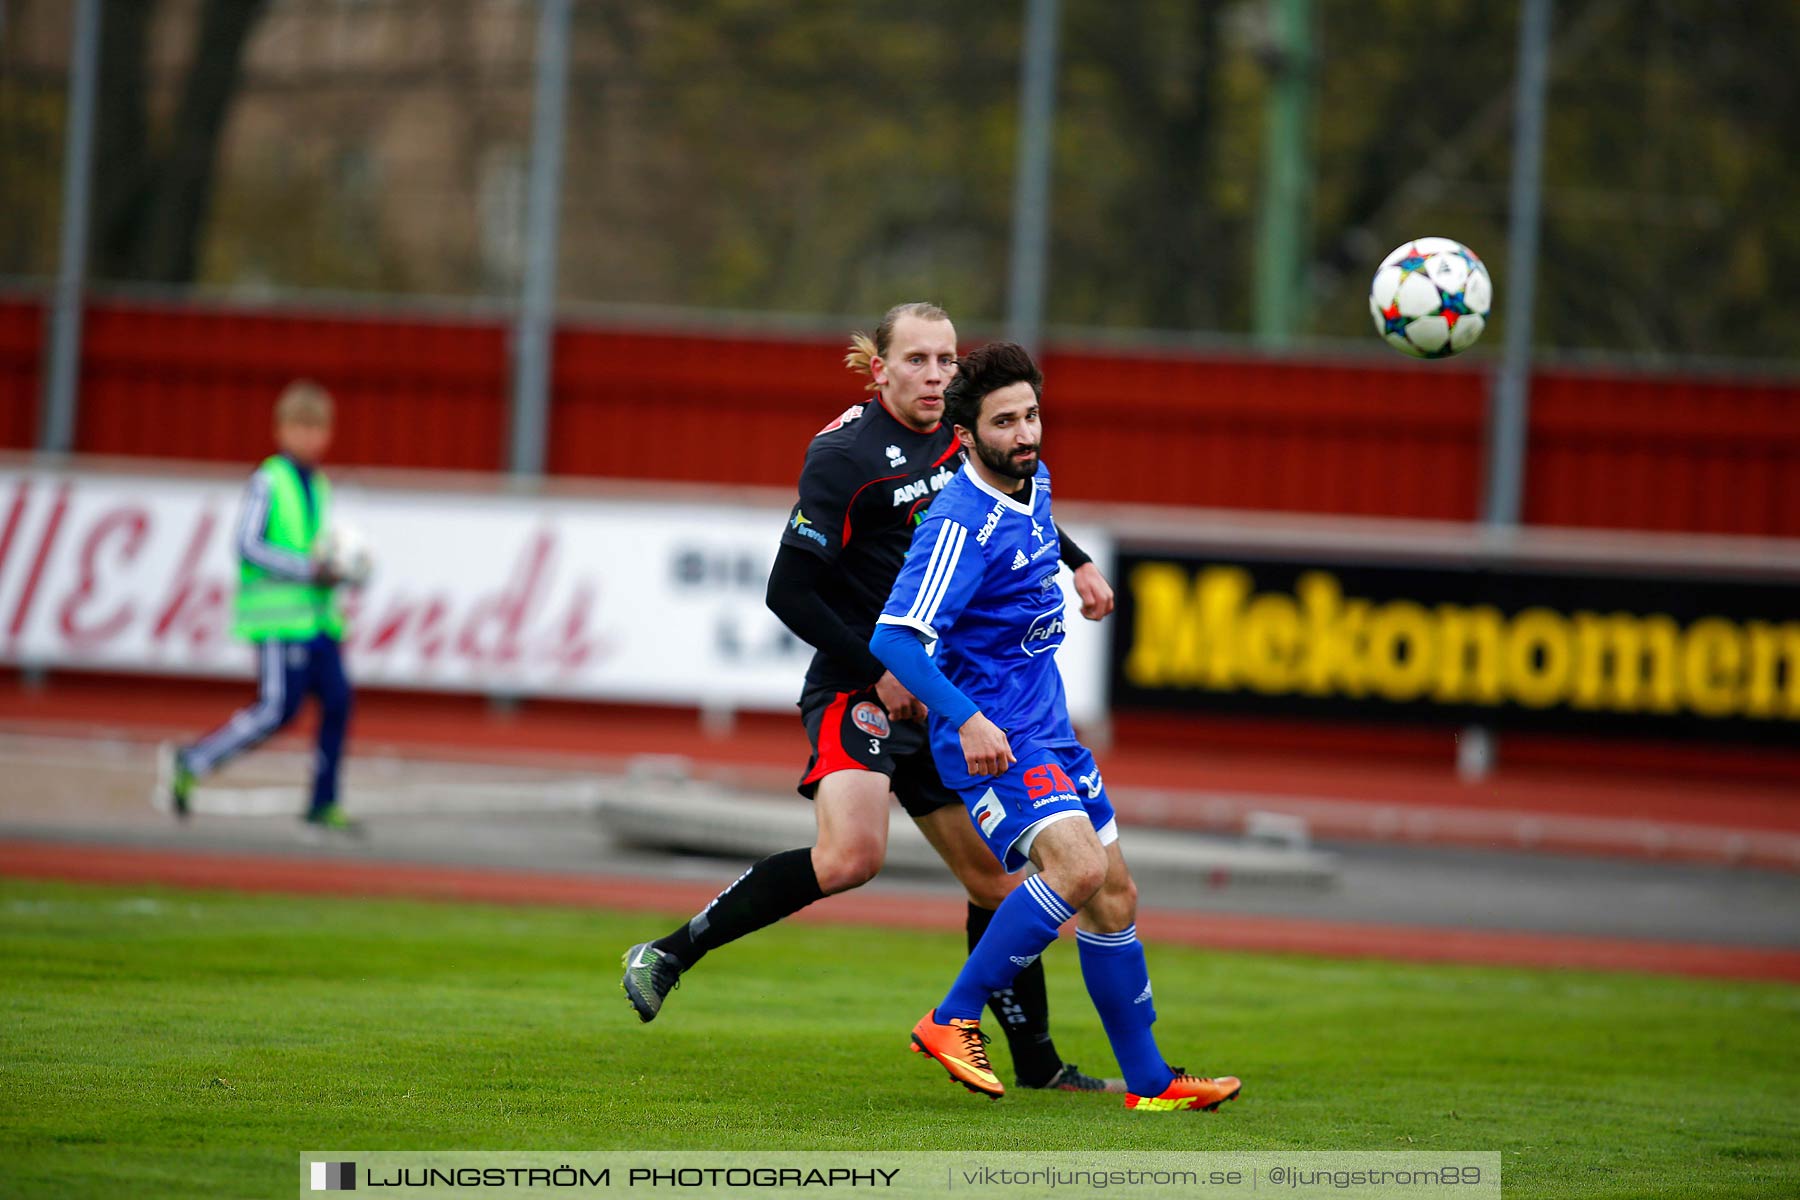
[1483,0,1553,528]
[509,0,572,479]
[40,0,102,455]
[1464,0,1553,781]
[1252,0,1312,346]
[1006,0,1061,352]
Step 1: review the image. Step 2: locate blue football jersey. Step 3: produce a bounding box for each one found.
[876,460,1077,786]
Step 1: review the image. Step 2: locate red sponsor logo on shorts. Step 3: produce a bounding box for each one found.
[1023,763,1077,801]
[851,701,891,738]
[975,789,1006,837]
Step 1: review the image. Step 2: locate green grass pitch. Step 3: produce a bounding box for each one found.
[2,877,1796,1198]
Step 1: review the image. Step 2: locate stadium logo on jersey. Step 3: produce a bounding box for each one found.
[850,701,891,739]
[885,444,906,467]
[1021,608,1067,657]
[1011,549,1029,570]
[974,788,1006,837]
[789,508,828,547]
[815,404,865,435]
[976,498,1007,545]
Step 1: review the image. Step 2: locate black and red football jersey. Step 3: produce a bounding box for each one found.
[779,396,963,691]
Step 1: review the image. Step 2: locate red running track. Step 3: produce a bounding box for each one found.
[6,675,1799,868]
[3,838,1795,984]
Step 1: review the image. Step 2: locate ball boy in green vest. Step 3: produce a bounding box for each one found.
[163,381,355,831]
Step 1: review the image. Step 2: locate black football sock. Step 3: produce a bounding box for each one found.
[653,848,825,970]
[968,900,1063,1085]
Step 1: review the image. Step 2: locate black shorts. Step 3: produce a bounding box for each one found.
[796,684,960,819]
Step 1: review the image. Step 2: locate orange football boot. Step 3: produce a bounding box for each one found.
[1123,1069,1242,1112]
[910,1010,1004,1099]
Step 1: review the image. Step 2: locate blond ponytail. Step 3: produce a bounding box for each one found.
[843,332,880,392]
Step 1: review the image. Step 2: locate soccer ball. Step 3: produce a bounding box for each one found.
[320,522,374,586]
[1369,238,1492,358]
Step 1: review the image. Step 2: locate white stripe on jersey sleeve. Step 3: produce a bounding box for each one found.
[917,522,966,628]
[873,611,938,647]
[907,521,964,629]
[907,518,964,626]
[236,472,314,581]
[901,520,953,623]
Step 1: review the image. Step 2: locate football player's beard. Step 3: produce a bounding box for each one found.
[976,438,1039,481]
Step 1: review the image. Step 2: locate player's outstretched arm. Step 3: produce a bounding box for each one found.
[956,711,1017,777]
[871,670,925,722]
[868,624,976,727]
[869,624,1013,776]
[1070,562,1114,620]
[1059,529,1093,571]
[1057,531,1114,620]
[765,542,888,684]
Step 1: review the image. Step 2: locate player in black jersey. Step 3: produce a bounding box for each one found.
[622,302,1121,1093]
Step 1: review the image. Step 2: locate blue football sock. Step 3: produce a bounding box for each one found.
[938,875,1073,1022]
[1077,925,1174,1097]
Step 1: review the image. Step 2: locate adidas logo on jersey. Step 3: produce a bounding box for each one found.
[1133,984,1153,1005]
[1009,954,1041,968]
[1011,549,1029,570]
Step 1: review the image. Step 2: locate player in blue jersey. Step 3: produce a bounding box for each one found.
[618,304,1122,1094]
[871,342,1243,1111]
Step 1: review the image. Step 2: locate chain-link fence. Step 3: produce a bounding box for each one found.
[1,0,1796,361]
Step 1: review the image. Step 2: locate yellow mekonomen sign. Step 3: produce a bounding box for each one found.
[1123,563,1800,721]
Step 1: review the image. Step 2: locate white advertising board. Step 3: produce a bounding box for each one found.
[0,466,1112,723]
